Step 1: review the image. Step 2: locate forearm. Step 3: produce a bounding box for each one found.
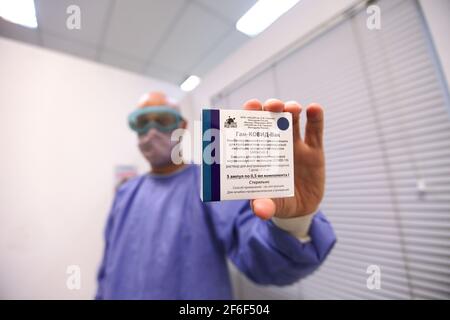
[231,211,336,285]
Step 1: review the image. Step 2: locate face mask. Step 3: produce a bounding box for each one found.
[138,128,177,168]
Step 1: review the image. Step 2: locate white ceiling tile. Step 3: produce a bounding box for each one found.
[41,32,97,60]
[3,1,248,85]
[99,50,146,74]
[103,0,187,61]
[35,0,110,45]
[191,30,249,76]
[195,0,258,23]
[0,18,40,45]
[145,63,184,84]
[152,2,230,72]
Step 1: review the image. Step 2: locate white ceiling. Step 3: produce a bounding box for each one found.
[0,0,258,84]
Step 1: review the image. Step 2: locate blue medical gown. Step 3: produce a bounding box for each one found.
[96,164,336,299]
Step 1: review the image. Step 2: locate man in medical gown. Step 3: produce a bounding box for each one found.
[95,91,336,299]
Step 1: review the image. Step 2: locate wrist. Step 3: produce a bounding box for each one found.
[272,208,319,243]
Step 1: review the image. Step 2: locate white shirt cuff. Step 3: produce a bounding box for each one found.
[271,209,319,243]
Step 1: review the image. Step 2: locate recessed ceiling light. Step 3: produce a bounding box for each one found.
[236,0,300,37]
[0,0,38,28]
[180,75,201,92]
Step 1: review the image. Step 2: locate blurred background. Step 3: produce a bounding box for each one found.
[0,0,449,299]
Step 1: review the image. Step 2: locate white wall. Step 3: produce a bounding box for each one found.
[0,37,183,299]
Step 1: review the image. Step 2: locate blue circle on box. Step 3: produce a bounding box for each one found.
[277,117,289,131]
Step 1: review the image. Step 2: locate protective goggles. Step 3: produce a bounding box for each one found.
[128,106,182,135]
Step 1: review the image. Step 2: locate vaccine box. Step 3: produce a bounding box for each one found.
[201,108,294,202]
